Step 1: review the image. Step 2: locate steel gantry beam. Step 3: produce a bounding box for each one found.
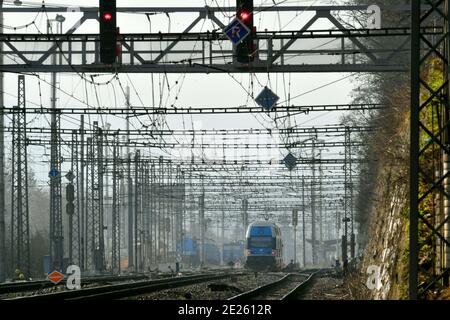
[0,5,419,13]
[0,5,434,73]
[0,104,385,116]
[1,124,377,137]
[411,0,450,299]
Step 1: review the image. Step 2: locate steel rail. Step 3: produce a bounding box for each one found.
[281,271,320,300]
[6,272,243,301]
[0,274,149,294]
[228,270,321,300]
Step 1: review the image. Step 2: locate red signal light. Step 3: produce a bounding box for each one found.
[103,13,113,21]
[239,11,250,21]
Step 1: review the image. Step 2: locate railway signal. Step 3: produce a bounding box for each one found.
[236,0,254,63]
[66,183,75,215]
[99,0,117,64]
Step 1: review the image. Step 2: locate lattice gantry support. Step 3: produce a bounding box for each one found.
[69,130,81,266]
[150,163,156,264]
[411,0,450,299]
[134,150,142,271]
[142,161,151,269]
[85,137,94,271]
[49,105,63,271]
[175,166,185,260]
[342,127,351,274]
[111,133,121,274]
[10,75,30,277]
[92,122,105,272]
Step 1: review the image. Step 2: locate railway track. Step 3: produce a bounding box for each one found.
[228,270,321,300]
[0,274,150,295]
[5,271,245,301]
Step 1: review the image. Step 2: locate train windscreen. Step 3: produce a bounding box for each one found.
[250,226,272,236]
[249,237,272,248]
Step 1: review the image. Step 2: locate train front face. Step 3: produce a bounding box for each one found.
[245,223,281,271]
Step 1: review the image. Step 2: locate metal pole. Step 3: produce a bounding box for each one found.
[443,0,450,287]
[311,141,317,265]
[199,175,205,267]
[48,19,64,271]
[80,115,85,271]
[134,150,140,271]
[350,137,355,260]
[11,76,30,278]
[127,152,133,271]
[410,0,419,299]
[302,176,306,267]
[343,127,350,274]
[126,87,134,271]
[293,222,297,265]
[0,0,6,283]
[319,150,324,263]
[112,134,120,274]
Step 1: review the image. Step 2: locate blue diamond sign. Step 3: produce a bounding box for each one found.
[49,168,59,178]
[284,153,297,171]
[255,87,280,111]
[223,18,251,45]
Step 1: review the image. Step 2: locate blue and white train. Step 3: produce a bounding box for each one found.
[245,222,284,271]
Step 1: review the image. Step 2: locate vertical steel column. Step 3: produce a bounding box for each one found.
[157,157,163,263]
[410,0,420,299]
[342,127,350,274]
[199,175,205,267]
[411,0,450,299]
[150,163,156,264]
[349,131,355,260]
[10,75,30,277]
[92,122,105,272]
[49,20,63,272]
[49,110,63,271]
[167,161,172,259]
[79,115,85,271]
[444,0,450,287]
[70,130,81,266]
[118,139,126,268]
[134,150,141,271]
[302,176,306,267]
[175,165,183,261]
[127,152,133,270]
[160,156,166,262]
[126,85,133,271]
[143,161,151,269]
[103,125,110,267]
[111,133,121,274]
[0,0,6,283]
[221,193,225,266]
[318,150,324,263]
[85,137,94,271]
[311,140,317,265]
